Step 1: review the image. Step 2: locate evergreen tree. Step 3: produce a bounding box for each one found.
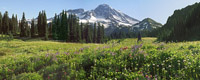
[85,23,92,43]
[2,11,9,34]
[15,15,19,35]
[66,17,70,42]
[37,12,42,37]
[80,22,84,40]
[25,22,31,37]
[97,23,101,43]
[20,12,26,37]
[101,25,105,43]
[52,14,58,39]
[43,11,48,40]
[11,14,15,34]
[0,12,2,33]
[48,22,52,38]
[31,18,35,37]
[93,23,97,43]
[76,18,81,42]
[60,10,67,40]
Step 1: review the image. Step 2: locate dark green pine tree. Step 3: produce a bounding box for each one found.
[101,25,105,43]
[97,23,101,43]
[31,18,35,37]
[20,12,26,37]
[69,14,74,42]
[25,22,31,37]
[2,11,9,34]
[80,22,84,40]
[42,11,48,40]
[72,14,77,42]
[57,15,61,40]
[48,22,52,38]
[0,12,2,33]
[11,14,15,34]
[15,15,19,35]
[93,23,97,43]
[52,14,58,40]
[76,18,81,42]
[9,18,13,34]
[85,22,92,43]
[37,12,42,37]
[66,17,70,42]
[60,10,67,40]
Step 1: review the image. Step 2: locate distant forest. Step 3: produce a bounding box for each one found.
[0,10,105,43]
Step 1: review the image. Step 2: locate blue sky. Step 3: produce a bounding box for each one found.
[0,0,200,24]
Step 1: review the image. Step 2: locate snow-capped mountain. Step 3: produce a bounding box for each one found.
[67,4,139,28]
[105,18,162,36]
[130,18,162,31]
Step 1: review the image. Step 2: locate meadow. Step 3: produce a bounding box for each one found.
[0,37,200,80]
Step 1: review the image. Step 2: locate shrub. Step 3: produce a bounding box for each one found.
[15,72,43,80]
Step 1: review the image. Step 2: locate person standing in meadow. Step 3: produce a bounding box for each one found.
[137,32,142,43]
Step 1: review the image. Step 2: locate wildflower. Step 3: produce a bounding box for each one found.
[145,75,149,78]
[55,52,59,55]
[122,46,128,50]
[79,48,84,52]
[153,64,155,66]
[65,52,69,55]
[162,68,165,70]
[188,62,191,65]
[45,53,49,57]
[48,76,50,79]
[169,65,171,68]
[150,75,152,78]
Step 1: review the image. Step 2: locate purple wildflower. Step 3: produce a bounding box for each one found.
[64,52,69,55]
[45,53,49,58]
[55,52,59,55]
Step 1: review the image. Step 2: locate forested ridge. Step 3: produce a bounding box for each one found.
[157,2,200,42]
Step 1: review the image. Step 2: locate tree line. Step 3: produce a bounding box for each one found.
[52,10,105,43]
[0,10,105,43]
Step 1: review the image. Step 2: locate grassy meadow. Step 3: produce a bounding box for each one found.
[0,37,200,79]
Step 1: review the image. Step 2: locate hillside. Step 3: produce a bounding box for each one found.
[158,2,200,42]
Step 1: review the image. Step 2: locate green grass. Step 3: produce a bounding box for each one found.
[0,37,200,79]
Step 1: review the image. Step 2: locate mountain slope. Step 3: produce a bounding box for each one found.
[108,18,162,36]
[157,2,200,42]
[131,18,162,31]
[67,4,139,28]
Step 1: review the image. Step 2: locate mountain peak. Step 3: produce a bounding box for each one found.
[95,4,112,11]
